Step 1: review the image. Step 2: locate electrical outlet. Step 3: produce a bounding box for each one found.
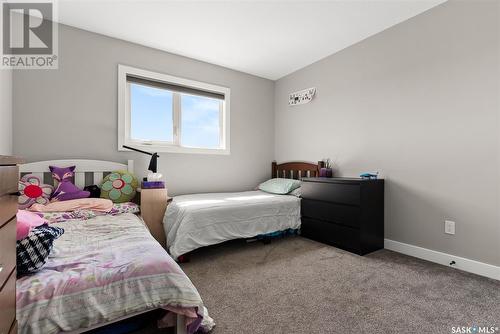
[445,220,455,235]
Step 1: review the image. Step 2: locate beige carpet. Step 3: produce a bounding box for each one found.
[177,236,500,334]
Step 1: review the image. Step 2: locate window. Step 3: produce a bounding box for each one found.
[118,65,230,154]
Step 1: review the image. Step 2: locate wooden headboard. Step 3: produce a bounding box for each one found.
[272,161,324,179]
[19,159,134,188]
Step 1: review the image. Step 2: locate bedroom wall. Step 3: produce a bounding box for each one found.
[0,69,12,155]
[275,0,500,266]
[12,24,275,195]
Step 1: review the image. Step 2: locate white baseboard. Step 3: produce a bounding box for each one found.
[384,239,500,281]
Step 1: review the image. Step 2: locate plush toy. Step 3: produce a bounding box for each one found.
[49,165,90,202]
[18,175,53,209]
[100,170,138,203]
[84,185,101,198]
[16,210,47,240]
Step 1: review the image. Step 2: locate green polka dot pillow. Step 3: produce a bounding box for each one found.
[100,171,138,203]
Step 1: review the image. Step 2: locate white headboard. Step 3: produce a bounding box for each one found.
[19,159,134,188]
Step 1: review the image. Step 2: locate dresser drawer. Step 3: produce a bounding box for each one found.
[0,196,17,228]
[301,217,360,253]
[0,270,16,334]
[0,217,16,289]
[301,199,360,228]
[301,182,360,206]
[0,166,18,197]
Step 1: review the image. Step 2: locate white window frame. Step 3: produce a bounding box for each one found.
[118,64,230,155]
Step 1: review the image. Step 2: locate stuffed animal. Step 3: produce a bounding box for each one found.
[84,185,101,198]
[18,175,53,209]
[100,170,138,203]
[49,166,90,201]
[16,210,47,240]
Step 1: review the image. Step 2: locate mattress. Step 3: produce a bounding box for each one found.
[16,213,213,334]
[164,190,301,260]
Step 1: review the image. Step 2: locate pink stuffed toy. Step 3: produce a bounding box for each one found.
[16,210,47,240]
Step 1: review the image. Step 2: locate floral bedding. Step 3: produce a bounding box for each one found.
[16,213,214,334]
[34,202,140,223]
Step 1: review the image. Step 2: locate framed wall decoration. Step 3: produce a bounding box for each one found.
[289,87,316,106]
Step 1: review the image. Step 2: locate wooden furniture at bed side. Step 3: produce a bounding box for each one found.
[8,320,17,334]
[272,160,325,179]
[137,188,171,248]
[0,156,24,334]
[300,177,384,255]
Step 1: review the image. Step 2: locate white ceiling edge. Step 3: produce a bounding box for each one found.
[56,0,448,81]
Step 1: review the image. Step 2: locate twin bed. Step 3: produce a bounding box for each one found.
[163,161,322,260]
[17,160,212,334]
[17,159,321,334]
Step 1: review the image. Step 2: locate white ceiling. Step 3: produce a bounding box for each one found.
[58,0,447,80]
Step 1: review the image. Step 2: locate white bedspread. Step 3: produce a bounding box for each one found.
[164,190,301,260]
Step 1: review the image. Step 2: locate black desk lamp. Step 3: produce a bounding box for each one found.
[123,145,159,173]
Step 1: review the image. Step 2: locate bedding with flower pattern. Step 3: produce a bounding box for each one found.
[16,213,214,334]
[33,201,140,223]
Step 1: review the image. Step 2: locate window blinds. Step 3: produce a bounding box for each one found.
[127,75,225,100]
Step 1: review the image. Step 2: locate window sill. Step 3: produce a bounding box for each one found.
[119,142,230,155]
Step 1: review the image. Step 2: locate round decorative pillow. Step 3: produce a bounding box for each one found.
[18,175,54,209]
[100,170,138,203]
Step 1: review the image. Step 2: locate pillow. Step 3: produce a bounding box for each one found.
[50,166,90,201]
[16,210,47,240]
[30,198,113,213]
[18,175,54,209]
[17,225,64,276]
[258,178,301,195]
[289,187,301,197]
[100,171,138,203]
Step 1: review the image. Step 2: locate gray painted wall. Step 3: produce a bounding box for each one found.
[13,24,275,195]
[12,1,499,266]
[0,69,12,155]
[275,0,500,266]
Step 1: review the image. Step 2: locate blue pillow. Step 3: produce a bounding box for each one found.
[17,225,64,277]
[258,178,301,195]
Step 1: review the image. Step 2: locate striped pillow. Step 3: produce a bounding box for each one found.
[17,225,64,277]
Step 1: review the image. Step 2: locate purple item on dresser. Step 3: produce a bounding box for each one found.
[141,181,165,189]
[49,165,90,201]
[319,168,333,178]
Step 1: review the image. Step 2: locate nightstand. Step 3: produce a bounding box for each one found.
[137,188,171,248]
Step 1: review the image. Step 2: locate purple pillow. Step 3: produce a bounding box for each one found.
[49,166,90,202]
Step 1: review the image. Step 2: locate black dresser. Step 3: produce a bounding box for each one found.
[300,177,384,255]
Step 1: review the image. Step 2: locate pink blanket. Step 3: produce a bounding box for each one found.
[30,198,113,212]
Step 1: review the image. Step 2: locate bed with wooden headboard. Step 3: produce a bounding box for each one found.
[272,160,324,179]
[165,160,323,262]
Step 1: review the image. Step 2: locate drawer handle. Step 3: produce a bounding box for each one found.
[0,265,3,273]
